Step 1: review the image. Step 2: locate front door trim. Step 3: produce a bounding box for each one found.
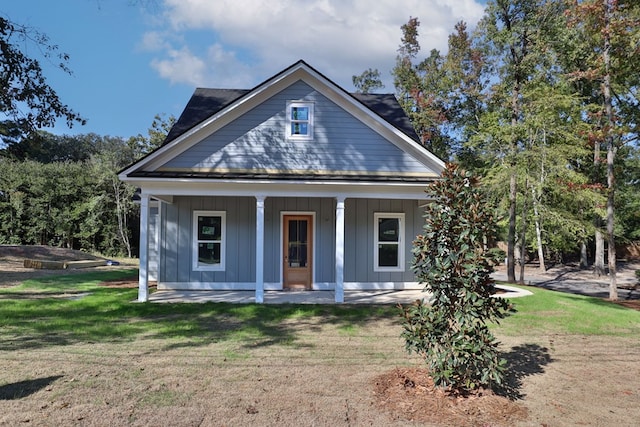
[280,211,316,289]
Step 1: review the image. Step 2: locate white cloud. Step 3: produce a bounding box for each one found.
[138,31,168,52]
[144,0,486,90]
[150,46,206,86]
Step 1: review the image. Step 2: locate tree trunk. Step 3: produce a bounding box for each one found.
[602,0,617,300]
[518,179,528,284]
[594,228,605,276]
[533,192,546,272]
[113,178,132,259]
[507,76,520,284]
[580,241,589,269]
[507,172,517,282]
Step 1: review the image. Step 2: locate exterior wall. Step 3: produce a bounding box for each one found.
[157,195,424,290]
[344,198,423,289]
[159,196,256,288]
[161,81,430,175]
[264,197,336,286]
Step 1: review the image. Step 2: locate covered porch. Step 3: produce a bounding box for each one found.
[135,180,431,304]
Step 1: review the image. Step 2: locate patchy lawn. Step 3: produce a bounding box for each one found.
[1,246,639,426]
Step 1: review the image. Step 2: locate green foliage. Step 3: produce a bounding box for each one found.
[392,19,484,161]
[401,163,514,393]
[0,16,85,146]
[352,68,384,94]
[388,1,640,267]
[0,112,173,257]
[0,134,139,256]
[126,113,176,158]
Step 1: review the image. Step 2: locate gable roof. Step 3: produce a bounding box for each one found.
[164,88,420,145]
[120,60,444,182]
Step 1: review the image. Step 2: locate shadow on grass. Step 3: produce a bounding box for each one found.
[495,344,552,400]
[0,375,63,400]
[0,272,401,351]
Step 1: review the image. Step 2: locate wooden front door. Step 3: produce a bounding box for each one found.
[283,215,313,289]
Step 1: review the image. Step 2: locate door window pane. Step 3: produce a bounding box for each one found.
[288,220,308,267]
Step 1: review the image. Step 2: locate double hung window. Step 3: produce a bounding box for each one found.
[374,213,405,272]
[287,101,313,140]
[193,211,226,271]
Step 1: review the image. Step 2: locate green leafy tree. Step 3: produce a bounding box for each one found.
[0,15,84,147]
[352,68,384,94]
[563,0,640,300]
[393,17,454,160]
[401,163,513,393]
[127,113,176,158]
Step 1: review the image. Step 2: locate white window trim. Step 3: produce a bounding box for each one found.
[373,212,405,272]
[286,101,314,141]
[193,210,226,271]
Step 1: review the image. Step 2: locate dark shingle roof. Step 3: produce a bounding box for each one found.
[164,88,249,143]
[163,89,420,145]
[350,93,420,143]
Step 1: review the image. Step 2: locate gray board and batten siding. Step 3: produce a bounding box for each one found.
[157,196,425,289]
[159,81,432,176]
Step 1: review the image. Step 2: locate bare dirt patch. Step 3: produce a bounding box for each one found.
[0,324,638,426]
[0,245,136,288]
[373,367,528,426]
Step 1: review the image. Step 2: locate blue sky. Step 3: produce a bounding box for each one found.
[1,0,486,139]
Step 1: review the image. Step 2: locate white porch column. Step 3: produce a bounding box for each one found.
[255,196,266,303]
[138,194,150,302]
[335,196,346,303]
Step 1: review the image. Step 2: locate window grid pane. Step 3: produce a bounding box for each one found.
[378,218,399,242]
[198,216,221,240]
[378,243,399,267]
[198,242,221,265]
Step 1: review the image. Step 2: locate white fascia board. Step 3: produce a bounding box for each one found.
[130,179,433,200]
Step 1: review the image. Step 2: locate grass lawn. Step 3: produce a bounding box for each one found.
[2,270,637,344]
[496,284,640,336]
[0,270,639,426]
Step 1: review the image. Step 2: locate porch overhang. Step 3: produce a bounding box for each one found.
[119,175,436,201]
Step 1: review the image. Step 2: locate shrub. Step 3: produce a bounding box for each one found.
[401,163,514,394]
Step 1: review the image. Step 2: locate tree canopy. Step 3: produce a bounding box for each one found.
[0,15,85,147]
[390,0,640,299]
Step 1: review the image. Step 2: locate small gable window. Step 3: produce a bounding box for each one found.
[287,101,313,140]
[193,211,226,271]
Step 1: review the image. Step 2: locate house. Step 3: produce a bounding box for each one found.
[119,60,445,303]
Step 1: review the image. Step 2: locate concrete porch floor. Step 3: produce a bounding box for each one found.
[145,285,530,304]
